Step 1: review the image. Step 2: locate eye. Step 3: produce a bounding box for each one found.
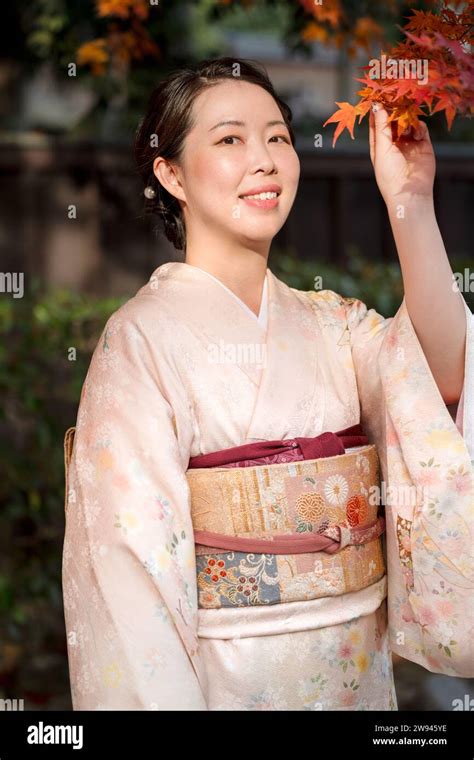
[218,135,241,145]
[270,135,291,144]
[218,134,291,145]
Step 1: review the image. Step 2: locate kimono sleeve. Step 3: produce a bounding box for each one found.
[62,306,209,709]
[344,292,474,677]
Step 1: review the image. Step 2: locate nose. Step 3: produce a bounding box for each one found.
[247,137,278,175]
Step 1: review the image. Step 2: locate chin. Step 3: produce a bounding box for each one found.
[238,219,284,239]
[238,229,279,245]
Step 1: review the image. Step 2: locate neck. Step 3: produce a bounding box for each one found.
[184,234,270,317]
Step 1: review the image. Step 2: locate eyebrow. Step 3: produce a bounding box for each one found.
[209,119,288,132]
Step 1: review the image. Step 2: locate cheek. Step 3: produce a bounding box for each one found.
[192,151,240,193]
[286,152,301,186]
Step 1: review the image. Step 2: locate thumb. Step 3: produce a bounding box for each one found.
[372,103,393,152]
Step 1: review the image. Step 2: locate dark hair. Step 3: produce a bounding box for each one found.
[134,57,295,252]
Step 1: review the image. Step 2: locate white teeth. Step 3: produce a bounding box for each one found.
[242,191,278,200]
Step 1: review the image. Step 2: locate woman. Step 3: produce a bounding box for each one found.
[62,58,473,710]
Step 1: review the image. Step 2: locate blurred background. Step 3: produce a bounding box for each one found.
[0,0,472,710]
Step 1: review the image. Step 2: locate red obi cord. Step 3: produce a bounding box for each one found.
[188,424,368,469]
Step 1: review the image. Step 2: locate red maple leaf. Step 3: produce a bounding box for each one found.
[433,31,474,67]
[324,0,473,146]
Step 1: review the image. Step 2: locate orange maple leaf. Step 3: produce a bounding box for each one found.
[323,102,360,147]
[431,92,462,129]
[387,103,424,138]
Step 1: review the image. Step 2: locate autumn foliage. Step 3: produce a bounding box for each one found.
[299,0,388,55]
[323,1,474,146]
[75,0,473,147]
[77,0,160,76]
[76,0,435,76]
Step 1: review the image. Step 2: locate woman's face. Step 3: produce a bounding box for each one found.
[158,79,300,247]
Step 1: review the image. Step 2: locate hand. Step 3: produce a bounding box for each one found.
[369,104,436,207]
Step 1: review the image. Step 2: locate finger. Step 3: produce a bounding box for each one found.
[399,125,414,140]
[414,120,430,143]
[369,110,375,165]
[372,103,393,151]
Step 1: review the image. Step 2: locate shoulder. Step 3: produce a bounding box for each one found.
[85,285,178,389]
[101,266,187,341]
[290,285,367,325]
[302,288,360,309]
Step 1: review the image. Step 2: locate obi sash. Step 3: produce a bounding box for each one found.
[63,424,386,612]
[186,426,386,610]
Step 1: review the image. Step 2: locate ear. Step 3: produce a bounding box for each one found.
[153,157,186,202]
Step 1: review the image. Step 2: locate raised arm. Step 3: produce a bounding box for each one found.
[369,104,466,405]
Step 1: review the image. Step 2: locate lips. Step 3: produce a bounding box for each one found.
[238,184,282,198]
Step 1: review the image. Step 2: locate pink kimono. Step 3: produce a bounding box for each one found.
[62,262,473,710]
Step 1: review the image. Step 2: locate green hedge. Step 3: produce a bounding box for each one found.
[0,282,125,706]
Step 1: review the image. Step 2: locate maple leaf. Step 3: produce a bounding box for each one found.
[402,29,435,49]
[356,86,375,100]
[404,7,457,38]
[385,78,419,102]
[356,99,372,123]
[323,102,360,147]
[412,87,435,109]
[433,32,474,67]
[388,103,425,138]
[324,0,474,146]
[354,73,385,92]
[460,69,474,91]
[431,92,462,129]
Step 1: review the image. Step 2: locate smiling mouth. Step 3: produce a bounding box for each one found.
[238,191,281,200]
